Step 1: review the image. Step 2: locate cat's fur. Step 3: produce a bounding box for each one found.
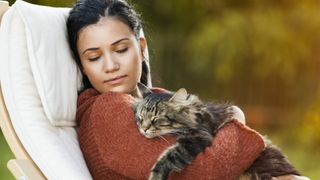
[133,83,300,180]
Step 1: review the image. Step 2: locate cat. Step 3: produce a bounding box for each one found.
[133,83,300,180]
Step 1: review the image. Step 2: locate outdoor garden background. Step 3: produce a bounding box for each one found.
[1,0,319,179]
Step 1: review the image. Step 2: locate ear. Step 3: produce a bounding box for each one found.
[137,82,152,98]
[169,88,188,102]
[139,37,147,59]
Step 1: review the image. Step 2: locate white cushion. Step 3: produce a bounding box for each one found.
[16,0,82,126]
[0,0,91,179]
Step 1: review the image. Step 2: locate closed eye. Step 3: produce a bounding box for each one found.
[116,47,128,53]
[154,118,171,126]
[88,56,100,61]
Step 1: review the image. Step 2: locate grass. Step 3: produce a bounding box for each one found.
[0,130,14,180]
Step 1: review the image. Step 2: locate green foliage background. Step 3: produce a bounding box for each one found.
[1,0,319,179]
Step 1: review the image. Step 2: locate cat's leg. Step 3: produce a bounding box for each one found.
[149,143,194,180]
[149,133,212,180]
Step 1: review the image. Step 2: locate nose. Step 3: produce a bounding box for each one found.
[103,54,119,73]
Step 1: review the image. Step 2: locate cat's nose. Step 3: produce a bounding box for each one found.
[142,124,151,132]
[142,126,148,132]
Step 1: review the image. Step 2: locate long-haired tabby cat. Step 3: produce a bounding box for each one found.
[133,83,300,180]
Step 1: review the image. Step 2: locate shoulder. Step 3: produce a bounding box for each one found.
[76,88,135,125]
[77,88,100,107]
[77,88,135,107]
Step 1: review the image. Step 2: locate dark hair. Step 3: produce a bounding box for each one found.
[67,0,151,91]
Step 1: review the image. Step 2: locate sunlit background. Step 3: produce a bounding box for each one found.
[1,0,320,179]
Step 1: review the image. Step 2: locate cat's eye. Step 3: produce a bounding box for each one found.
[154,118,170,126]
[147,114,155,121]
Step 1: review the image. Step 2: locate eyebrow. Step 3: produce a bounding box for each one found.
[82,38,130,55]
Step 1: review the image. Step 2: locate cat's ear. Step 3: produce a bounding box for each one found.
[137,82,152,98]
[169,88,188,102]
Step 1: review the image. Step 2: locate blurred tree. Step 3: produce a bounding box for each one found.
[136,0,320,128]
[7,0,74,7]
[1,0,319,178]
[5,0,320,155]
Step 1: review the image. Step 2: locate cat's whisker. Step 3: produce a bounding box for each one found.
[159,135,170,144]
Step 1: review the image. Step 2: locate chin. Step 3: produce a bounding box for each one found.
[104,85,133,94]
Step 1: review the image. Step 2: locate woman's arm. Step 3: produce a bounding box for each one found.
[230,106,309,180]
[76,90,265,179]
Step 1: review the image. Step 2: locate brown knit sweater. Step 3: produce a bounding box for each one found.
[76,88,265,180]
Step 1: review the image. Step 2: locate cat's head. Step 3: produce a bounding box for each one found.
[134,83,204,138]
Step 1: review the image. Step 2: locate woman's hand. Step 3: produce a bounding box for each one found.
[272,175,310,180]
[230,105,246,124]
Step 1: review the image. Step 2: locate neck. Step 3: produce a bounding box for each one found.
[130,85,143,98]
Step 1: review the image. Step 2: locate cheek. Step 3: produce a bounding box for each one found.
[123,51,142,75]
[82,64,93,77]
[82,63,100,82]
[80,58,93,75]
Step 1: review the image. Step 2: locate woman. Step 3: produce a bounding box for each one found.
[67,0,305,179]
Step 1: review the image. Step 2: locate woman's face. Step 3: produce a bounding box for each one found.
[77,17,146,94]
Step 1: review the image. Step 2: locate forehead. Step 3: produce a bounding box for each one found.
[77,17,135,50]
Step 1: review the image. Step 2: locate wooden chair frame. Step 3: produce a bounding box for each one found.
[0,1,45,179]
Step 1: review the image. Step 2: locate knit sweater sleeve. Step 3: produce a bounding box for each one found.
[76,89,265,180]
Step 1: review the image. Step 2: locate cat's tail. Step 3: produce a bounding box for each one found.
[242,138,300,180]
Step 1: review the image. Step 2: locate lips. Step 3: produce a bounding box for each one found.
[104,75,127,85]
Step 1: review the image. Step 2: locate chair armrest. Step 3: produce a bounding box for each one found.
[8,159,45,180]
[0,86,46,180]
[0,1,9,22]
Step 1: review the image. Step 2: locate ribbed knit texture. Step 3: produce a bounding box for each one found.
[76,88,265,180]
